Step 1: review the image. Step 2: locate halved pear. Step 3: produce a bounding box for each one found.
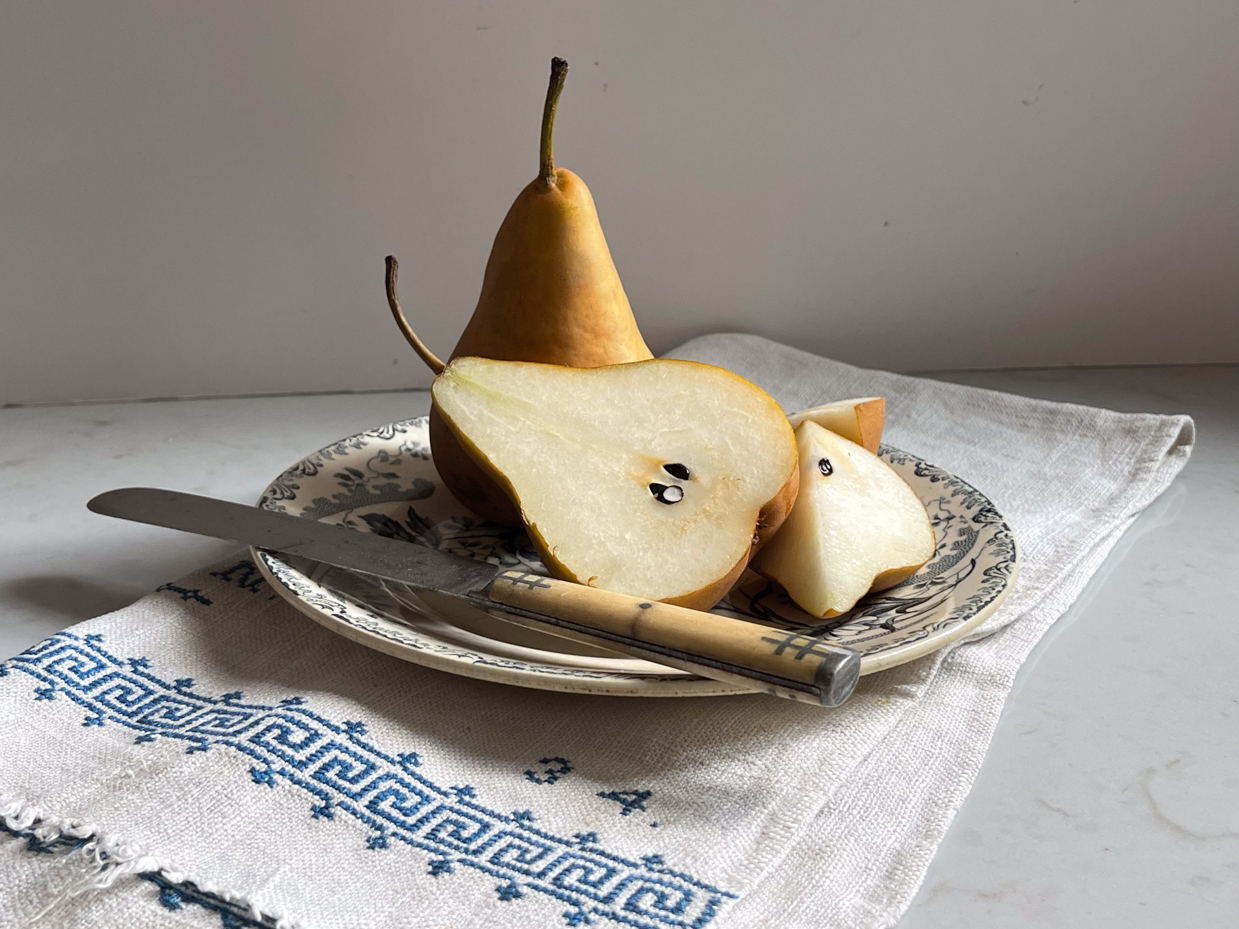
[787,397,885,454]
[432,357,799,610]
[751,421,934,618]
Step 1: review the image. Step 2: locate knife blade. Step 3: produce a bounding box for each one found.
[88,488,860,707]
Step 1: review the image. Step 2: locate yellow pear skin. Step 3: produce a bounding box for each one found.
[387,58,652,523]
[454,165,651,367]
[432,357,800,609]
[788,397,886,454]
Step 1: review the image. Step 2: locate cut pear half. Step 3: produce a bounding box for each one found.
[751,421,934,618]
[432,357,799,609]
[787,397,885,454]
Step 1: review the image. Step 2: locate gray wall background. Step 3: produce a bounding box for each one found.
[2,1,1236,405]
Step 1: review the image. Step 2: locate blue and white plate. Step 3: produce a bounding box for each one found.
[253,418,1018,697]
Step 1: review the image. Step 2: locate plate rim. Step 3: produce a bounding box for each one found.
[254,416,1019,696]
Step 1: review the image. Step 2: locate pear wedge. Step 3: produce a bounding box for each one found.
[788,397,885,454]
[751,421,934,618]
[432,357,799,610]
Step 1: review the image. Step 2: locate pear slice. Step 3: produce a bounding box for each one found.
[787,397,885,454]
[432,357,799,610]
[751,421,934,618]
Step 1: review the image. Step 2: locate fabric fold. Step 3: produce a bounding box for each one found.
[0,335,1193,928]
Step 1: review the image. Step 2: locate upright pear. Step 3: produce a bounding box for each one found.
[388,58,652,523]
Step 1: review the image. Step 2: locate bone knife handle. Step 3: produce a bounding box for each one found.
[482,571,861,707]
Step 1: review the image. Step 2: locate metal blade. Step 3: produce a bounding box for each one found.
[87,488,500,597]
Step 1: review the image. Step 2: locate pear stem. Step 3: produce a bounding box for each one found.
[539,57,569,186]
[385,256,445,375]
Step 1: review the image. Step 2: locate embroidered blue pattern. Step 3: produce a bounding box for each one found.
[0,819,269,928]
[598,790,652,817]
[154,583,213,606]
[142,872,273,927]
[210,560,279,599]
[526,757,574,785]
[5,632,734,929]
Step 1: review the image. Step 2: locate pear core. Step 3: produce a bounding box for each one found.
[432,357,799,608]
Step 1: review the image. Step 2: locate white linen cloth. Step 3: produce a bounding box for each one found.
[0,334,1194,929]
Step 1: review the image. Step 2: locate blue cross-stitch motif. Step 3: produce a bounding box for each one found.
[367,831,390,850]
[597,790,652,817]
[5,631,735,929]
[154,584,212,606]
[209,560,270,595]
[525,756,574,785]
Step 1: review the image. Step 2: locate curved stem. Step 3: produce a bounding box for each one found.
[539,57,569,186]
[385,256,444,375]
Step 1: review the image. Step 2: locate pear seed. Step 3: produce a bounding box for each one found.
[648,483,684,504]
[663,462,691,481]
[818,458,833,476]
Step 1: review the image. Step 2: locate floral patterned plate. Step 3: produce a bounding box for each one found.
[253,418,1018,697]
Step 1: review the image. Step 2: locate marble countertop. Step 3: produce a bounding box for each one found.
[1,365,1235,925]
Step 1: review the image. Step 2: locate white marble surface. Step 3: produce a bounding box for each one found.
[1,366,1235,926]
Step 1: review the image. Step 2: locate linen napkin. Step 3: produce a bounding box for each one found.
[0,334,1193,929]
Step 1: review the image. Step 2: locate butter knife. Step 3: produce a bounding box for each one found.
[87,488,860,707]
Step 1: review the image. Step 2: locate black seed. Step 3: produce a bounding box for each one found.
[663,462,690,481]
[648,483,684,504]
[818,458,833,476]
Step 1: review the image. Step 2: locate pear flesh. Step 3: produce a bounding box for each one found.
[752,421,934,618]
[787,397,885,454]
[433,357,799,609]
[400,59,653,525]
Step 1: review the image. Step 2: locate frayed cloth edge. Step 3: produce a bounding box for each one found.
[0,794,301,928]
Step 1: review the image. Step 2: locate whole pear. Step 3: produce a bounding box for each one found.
[388,58,652,524]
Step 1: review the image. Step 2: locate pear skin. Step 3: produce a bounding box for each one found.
[386,58,652,523]
[788,397,886,454]
[432,357,800,610]
[453,165,651,367]
[751,422,934,618]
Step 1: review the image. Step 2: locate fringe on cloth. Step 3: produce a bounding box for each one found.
[0,795,299,928]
